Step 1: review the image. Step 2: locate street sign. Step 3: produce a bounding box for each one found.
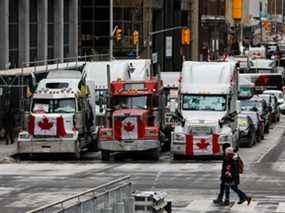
[166,36,173,57]
[152,53,158,64]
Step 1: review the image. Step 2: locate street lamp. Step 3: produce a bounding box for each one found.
[109,0,113,61]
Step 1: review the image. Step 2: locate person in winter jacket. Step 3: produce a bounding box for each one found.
[213,147,252,206]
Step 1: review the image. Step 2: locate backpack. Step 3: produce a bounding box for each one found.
[238,157,244,174]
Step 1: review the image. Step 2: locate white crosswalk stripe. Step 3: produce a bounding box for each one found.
[275,202,285,213]
[172,199,285,213]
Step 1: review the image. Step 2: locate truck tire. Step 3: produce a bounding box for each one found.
[75,151,81,160]
[173,154,183,160]
[151,148,160,161]
[101,151,110,161]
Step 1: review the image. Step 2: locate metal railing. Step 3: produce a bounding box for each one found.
[27,176,134,213]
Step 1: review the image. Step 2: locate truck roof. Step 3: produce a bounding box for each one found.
[83,60,151,89]
[181,61,236,94]
[47,70,82,79]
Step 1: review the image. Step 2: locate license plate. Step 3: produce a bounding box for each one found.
[41,146,51,152]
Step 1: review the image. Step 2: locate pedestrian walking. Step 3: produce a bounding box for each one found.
[2,107,15,145]
[213,147,252,206]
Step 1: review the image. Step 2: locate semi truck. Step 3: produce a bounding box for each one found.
[242,59,284,93]
[98,63,166,161]
[17,70,95,158]
[171,61,239,159]
[82,60,151,129]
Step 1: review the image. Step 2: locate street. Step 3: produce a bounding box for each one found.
[0,117,284,212]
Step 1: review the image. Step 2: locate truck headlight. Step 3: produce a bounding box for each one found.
[145,128,159,138]
[18,131,30,139]
[220,135,229,143]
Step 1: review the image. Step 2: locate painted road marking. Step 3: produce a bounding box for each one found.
[275,202,285,213]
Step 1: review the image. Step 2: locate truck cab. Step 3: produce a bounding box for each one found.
[17,70,94,158]
[171,62,239,159]
[98,79,163,161]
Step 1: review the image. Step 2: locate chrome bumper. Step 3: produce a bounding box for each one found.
[17,140,79,154]
[98,139,160,151]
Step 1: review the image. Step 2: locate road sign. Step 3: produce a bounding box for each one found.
[166,36,173,57]
[152,52,158,64]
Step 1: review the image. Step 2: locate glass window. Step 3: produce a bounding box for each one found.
[95,89,107,105]
[240,100,262,112]
[32,98,76,113]
[113,95,149,109]
[54,99,76,113]
[182,95,226,111]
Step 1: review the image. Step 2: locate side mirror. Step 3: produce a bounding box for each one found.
[218,119,223,128]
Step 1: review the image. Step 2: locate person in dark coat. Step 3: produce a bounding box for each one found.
[2,107,15,145]
[214,147,251,206]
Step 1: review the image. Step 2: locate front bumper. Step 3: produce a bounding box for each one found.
[17,139,79,154]
[171,135,233,156]
[98,139,160,152]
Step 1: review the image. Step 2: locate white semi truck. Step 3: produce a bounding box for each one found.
[171,61,239,159]
[17,70,95,158]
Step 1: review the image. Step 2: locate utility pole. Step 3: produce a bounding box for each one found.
[191,0,199,61]
[109,0,113,61]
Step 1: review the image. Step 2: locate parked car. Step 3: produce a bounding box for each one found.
[240,96,271,133]
[238,114,256,147]
[260,93,280,122]
[263,90,285,105]
[241,111,265,142]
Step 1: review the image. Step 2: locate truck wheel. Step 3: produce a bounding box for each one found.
[173,154,183,160]
[151,149,160,161]
[101,151,110,161]
[75,151,81,160]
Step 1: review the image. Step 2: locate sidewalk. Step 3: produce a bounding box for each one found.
[0,139,17,163]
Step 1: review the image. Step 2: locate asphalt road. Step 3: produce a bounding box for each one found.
[1,117,285,213]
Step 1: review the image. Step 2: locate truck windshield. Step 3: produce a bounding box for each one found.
[240,100,262,112]
[32,98,76,113]
[240,87,253,96]
[113,95,148,109]
[182,95,226,111]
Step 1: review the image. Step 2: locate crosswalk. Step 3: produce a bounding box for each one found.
[173,198,285,213]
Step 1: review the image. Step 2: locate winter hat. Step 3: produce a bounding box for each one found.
[225,147,235,156]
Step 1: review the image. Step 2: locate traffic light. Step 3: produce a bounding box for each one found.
[181,28,191,45]
[115,27,123,43]
[132,30,139,45]
[262,20,270,31]
[232,0,243,20]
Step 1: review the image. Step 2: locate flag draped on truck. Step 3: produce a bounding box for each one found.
[28,114,67,137]
[185,134,220,156]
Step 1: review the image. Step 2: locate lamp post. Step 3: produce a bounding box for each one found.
[109,0,113,61]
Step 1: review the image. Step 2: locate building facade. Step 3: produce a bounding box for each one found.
[79,0,192,71]
[0,0,78,70]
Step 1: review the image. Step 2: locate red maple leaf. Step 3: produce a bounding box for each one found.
[196,139,209,150]
[123,121,135,132]
[38,117,54,130]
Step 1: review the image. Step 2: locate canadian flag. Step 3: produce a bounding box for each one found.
[186,134,220,156]
[34,115,57,136]
[121,117,138,140]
